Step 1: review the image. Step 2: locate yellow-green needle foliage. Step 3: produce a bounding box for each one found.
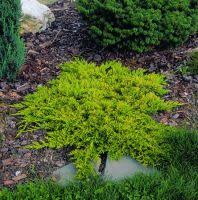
[15,60,180,179]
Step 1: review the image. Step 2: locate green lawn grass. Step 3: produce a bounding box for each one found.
[0,168,197,200]
[1,129,197,200]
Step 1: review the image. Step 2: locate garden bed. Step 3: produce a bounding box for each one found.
[0,0,197,187]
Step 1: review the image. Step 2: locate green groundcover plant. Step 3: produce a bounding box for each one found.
[15,59,180,179]
[77,0,198,52]
[0,0,25,80]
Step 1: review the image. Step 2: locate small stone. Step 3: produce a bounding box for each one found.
[172,113,180,119]
[15,171,21,176]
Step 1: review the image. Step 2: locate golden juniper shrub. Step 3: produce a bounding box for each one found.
[15,60,180,179]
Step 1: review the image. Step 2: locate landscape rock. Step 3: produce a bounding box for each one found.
[15,170,21,176]
[21,0,55,34]
[103,156,155,180]
[52,163,76,186]
[172,113,180,119]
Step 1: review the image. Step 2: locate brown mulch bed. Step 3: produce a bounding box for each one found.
[0,0,197,188]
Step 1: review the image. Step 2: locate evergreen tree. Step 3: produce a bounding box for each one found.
[0,0,25,80]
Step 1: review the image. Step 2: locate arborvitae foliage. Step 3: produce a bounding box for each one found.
[77,0,198,52]
[0,0,25,80]
[15,60,180,179]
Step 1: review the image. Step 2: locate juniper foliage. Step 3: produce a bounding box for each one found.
[15,60,180,179]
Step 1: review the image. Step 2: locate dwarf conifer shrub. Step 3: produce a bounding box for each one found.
[77,0,198,52]
[15,60,180,179]
[0,0,25,80]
